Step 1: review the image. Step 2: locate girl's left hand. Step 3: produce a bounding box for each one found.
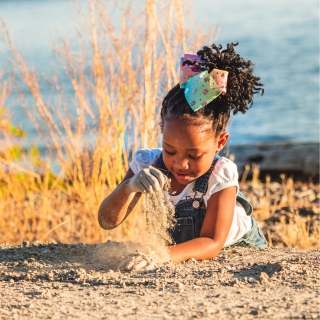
[118,252,157,271]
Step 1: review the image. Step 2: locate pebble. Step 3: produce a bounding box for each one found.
[174,281,184,288]
[250,309,259,315]
[248,277,256,283]
[0,244,316,319]
[22,241,30,247]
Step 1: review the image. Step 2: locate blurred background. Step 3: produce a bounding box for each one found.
[0,0,318,146]
[0,0,318,246]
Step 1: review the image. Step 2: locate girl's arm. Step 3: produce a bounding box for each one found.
[167,186,237,263]
[98,168,139,230]
[98,167,166,230]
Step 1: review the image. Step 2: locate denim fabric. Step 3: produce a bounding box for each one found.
[154,153,266,247]
[225,216,268,249]
[169,198,206,244]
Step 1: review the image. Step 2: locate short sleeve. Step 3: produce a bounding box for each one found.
[206,157,239,198]
[129,148,162,174]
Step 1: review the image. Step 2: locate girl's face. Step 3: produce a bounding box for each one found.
[162,116,229,186]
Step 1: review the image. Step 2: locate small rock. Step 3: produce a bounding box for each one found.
[47,272,54,281]
[23,273,34,281]
[250,309,259,315]
[174,281,184,288]
[41,289,52,299]
[22,241,30,247]
[30,252,40,258]
[260,272,269,279]
[27,258,35,263]
[248,277,256,284]
[52,283,60,289]
[260,272,269,284]
[25,303,34,308]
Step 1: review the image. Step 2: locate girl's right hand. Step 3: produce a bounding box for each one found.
[127,166,167,194]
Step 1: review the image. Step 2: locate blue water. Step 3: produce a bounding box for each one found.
[0,0,319,148]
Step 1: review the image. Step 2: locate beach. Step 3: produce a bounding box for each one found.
[0,0,319,318]
[0,242,318,319]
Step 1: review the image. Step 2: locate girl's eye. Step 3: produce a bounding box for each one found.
[164,147,175,155]
[189,154,202,160]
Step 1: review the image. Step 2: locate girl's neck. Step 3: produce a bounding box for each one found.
[168,172,189,196]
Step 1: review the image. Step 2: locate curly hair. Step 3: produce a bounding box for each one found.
[160,42,264,136]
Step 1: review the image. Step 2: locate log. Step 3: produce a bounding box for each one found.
[225,142,319,175]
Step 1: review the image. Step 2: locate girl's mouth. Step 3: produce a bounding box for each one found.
[175,172,191,180]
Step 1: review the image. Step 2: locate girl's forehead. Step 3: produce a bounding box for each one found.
[163,115,213,134]
[162,117,216,147]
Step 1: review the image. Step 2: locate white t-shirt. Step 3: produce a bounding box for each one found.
[129,148,252,247]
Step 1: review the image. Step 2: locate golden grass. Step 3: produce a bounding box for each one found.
[241,166,319,249]
[0,0,318,249]
[0,0,217,244]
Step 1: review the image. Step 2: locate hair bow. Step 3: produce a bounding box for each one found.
[180,54,228,112]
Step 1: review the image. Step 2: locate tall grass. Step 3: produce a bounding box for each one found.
[0,0,318,249]
[0,0,217,244]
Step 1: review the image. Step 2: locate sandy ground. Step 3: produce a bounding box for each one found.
[0,241,318,320]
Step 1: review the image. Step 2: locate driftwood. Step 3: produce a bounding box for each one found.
[225,142,319,175]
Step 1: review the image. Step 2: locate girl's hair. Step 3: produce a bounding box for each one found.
[160,42,264,136]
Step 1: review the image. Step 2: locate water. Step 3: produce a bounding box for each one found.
[0,0,319,148]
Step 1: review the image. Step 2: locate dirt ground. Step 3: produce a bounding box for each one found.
[0,241,318,320]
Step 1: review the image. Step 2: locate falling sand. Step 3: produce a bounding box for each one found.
[92,180,176,270]
[143,179,176,259]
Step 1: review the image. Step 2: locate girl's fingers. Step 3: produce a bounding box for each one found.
[140,176,153,193]
[136,181,148,194]
[132,259,148,271]
[125,257,139,270]
[144,262,157,270]
[149,167,167,188]
[118,259,129,270]
[145,173,161,192]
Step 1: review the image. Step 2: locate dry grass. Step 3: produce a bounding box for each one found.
[0,0,318,249]
[241,166,319,249]
[0,0,217,245]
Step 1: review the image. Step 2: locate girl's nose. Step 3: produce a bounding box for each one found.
[173,157,189,171]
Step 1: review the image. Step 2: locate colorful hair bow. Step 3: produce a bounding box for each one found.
[179,54,228,112]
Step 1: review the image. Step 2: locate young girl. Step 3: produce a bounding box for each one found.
[98,42,268,270]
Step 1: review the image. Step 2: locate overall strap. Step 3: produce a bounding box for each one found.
[193,154,220,194]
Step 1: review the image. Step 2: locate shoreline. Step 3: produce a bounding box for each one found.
[224,141,319,181]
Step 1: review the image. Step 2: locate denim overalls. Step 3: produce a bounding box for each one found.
[154,153,268,249]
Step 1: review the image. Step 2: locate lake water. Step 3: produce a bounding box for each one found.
[0,0,319,148]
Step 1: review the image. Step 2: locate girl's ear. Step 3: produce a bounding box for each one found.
[216,132,230,152]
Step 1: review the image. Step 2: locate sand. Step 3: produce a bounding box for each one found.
[0,241,318,319]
